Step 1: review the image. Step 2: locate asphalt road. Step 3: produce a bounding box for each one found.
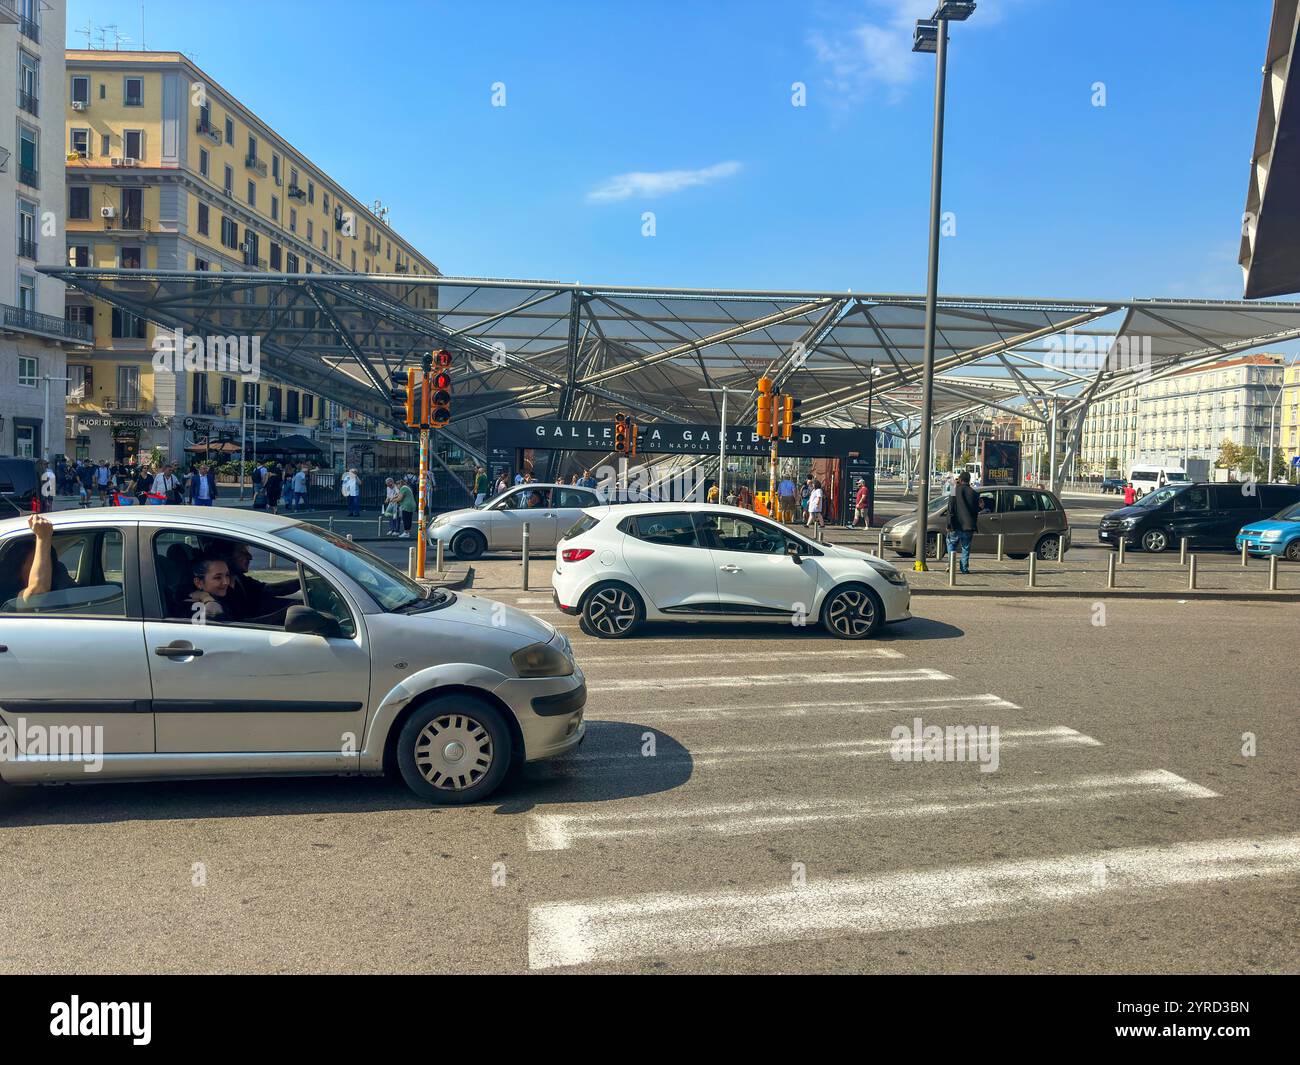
[1,586,1296,974]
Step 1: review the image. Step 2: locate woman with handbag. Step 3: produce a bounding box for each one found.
[383,478,401,536]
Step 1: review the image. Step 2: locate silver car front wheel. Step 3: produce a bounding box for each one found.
[396,697,511,804]
[821,584,882,640]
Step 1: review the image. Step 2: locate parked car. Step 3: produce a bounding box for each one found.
[1236,500,1300,562]
[1099,482,1300,552]
[879,486,1071,560]
[0,508,586,805]
[1100,476,1128,494]
[429,483,603,560]
[551,503,911,640]
[0,458,39,515]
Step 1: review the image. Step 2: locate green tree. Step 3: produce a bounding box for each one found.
[1216,439,1242,471]
[1106,455,1119,472]
[1238,446,1264,479]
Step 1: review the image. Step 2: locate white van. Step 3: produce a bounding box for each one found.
[1127,463,1189,498]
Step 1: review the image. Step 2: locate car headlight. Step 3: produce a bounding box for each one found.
[511,642,574,678]
[867,559,908,586]
[1260,529,1283,541]
[432,515,447,528]
[1119,517,1140,528]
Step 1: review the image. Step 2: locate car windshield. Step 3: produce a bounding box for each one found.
[279,524,432,611]
[1272,502,1300,522]
[1165,472,1189,481]
[1134,485,1184,508]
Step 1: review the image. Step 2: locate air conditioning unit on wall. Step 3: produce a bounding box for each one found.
[100,206,116,218]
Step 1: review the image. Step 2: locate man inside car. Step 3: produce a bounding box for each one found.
[0,515,75,611]
[209,541,296,624]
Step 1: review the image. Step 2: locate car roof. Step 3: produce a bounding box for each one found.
[583,502,770,519]
[502,483,590,490]
[0,505,297,537]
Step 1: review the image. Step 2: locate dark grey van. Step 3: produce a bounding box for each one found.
[1098,482,1300,552]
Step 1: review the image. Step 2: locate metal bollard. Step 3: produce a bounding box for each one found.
[1117,538,1126,565]
[876,529,885,556]
[522,522,530,590]
[435,537,445,573]
[1106,551,1116,589]
[1241,541,1249,567]
[948,548,957,587]
[328,514,335,533]
[1269,555,1278,591]
[1179,537,1187,565]
[1188,554,1197,590]
[1027,550,1037,588]
[816,522,824,543]
[996,533,1005,562]
[408,547,416,578]
[934,532,945,560]
[1058,532,1067,560]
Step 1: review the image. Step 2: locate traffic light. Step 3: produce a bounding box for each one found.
[390,369,416,427]
[628,419,638,457]
[431,349,452,426]
[756,376,774,439]
[614,413,629,453]
[781,394,801,441]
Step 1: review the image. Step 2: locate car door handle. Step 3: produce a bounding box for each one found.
[154,643,203,658]
[719,564,742,573]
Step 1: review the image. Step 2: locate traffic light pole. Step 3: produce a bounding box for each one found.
[416,353,433,578]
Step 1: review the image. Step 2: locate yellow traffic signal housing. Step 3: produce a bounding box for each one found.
[628,419,638,456]
[756,376,774,439]
[613,413,629,454]
[430,350,452,427]
[406,368,417,427]
[781,393,794,441]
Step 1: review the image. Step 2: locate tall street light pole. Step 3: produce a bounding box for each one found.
[910,2,975,571]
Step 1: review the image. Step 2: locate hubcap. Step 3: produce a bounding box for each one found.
[587,588,636,635]
[1144,531,1167,551]
[827,589,875,637]
[413,713,493,791]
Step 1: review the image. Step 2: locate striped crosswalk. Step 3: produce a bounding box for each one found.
[466,589,1283,971]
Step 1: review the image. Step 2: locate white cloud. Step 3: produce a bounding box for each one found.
[587,161,743,203]
[808,0,1010,106]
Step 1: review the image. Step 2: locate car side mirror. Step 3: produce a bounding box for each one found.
[786,543,803,564]
[284,605,339,637]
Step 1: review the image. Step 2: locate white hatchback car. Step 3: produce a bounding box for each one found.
[551,503,911,639]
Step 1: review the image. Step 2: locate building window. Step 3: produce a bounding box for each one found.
[124,77,144,106]
[221,215,239,249]
[101,132,110,156]
[225,116,234,144]
[68,245,90,267]
[220,376,237,408]
[123,129,143,159]
[111,310,147,340]
[307,181,315,204]
[351,250,357,271]
[199,147,209,177]
[195,257,209,271]
[290,207,297,233]
[272,154,280,183]
[266,387,282,420]
[323,192,330,213]
[303,394,314,420]
[270,243,282,270]
[305,218,311,240]
[247,181,256,207]
[197,202,210,235]
[224,165,234,196]
[247,134,257,162]
[285,252,299,273]
[271,195,279,221]
[18,357,38,387]
[286,391,300,423]
[69,186,90,219]
[120,247,142,268]
[70,128,90,157]
[71,75,90,106]
[67,364,90,400]
[17,125,38,187]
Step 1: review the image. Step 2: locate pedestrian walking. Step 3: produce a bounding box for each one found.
[777,474,797,523]
[188,463,218,506]
[1123,481,1136,507]
[807,480,824,530]
[291,465,309,511]
[263,465,283,515]
[473,466,489,507]
[394,478,416,538]
[383,478,401,535]
[945,470,979,574]
[341,467,361,517]
[152,465,182,505]
[853,478,870,528]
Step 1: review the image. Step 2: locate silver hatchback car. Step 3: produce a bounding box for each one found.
[430,483,603,560]
[0,508,585,805]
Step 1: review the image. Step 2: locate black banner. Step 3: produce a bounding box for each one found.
[982,439,1022,486]
[488,419,876,461]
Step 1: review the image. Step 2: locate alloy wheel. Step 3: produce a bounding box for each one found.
[1286,539,1300,562]
[586,587,637,636]
[412,713,493,791]
[1142,529,1169,552]
[826,588,876,637]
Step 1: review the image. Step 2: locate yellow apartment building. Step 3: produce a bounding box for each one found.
[62,49,439,465]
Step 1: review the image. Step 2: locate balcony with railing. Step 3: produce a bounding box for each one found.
[17,237,36,260]
[18,89,38,117]
[104,394,144,413]
[196,118,222,143]
[3,305,94,345]
[19,15,38,42]
[287,184,306,201]
[245,155,267,177]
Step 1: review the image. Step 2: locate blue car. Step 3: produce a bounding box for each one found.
[1237,501,1300,562]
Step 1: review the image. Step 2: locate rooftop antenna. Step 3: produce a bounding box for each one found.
[372,200,390,225]
[140,1,146,50]
[75,19,94,48]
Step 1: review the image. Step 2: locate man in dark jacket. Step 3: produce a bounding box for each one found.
[945,471,980,574]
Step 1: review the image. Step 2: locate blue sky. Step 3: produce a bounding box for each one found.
[68,0,1271,300]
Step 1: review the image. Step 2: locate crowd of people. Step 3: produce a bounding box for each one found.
[704,472,873,530]
[34,457,228,510]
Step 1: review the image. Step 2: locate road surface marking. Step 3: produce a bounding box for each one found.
[564,725,1099,768]
[588,692,1019,723]
[526,769,1217,851]
[578,647,905,667]
[586,667,951,693]
[527,833,1300,969]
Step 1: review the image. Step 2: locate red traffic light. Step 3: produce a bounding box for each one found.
[435,350,453,368]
